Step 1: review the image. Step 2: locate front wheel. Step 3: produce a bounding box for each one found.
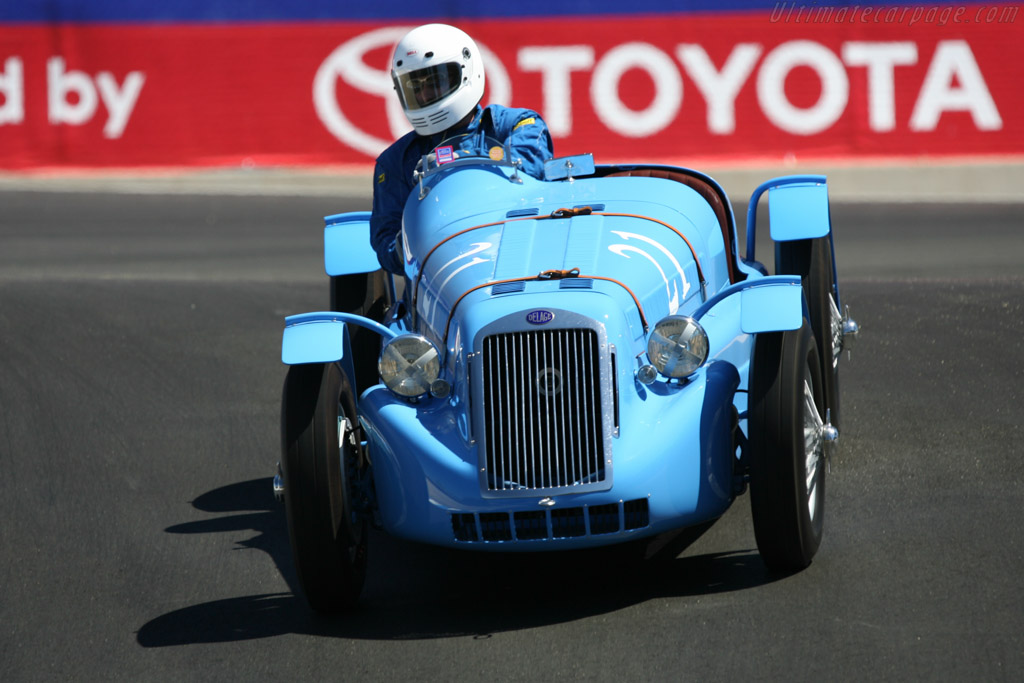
[748,322,827,571]
[776,237,841,428]
[330,270,392,395]
[281,362,368,612]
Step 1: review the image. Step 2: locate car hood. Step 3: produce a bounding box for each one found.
[403,167,729,350]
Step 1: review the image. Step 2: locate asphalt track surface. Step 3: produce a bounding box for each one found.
[1,189,1021,681]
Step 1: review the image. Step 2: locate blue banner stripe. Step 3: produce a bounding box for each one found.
[3,1,992,24]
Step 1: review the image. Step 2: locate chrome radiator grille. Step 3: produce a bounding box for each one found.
[481,328,606,493]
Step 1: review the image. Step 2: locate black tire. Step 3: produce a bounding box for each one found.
[281,362,367,612]
[776,237,841,428]
[748,322,826,571]
[330,271,392,396]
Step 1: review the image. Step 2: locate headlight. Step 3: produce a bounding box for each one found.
[378,334,441,397]
[647,315,709,378]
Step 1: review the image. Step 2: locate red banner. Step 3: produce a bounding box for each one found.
[0,10,1021,169]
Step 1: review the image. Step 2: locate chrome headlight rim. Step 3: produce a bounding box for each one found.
[646,315,709,379]
[378,333,442,398]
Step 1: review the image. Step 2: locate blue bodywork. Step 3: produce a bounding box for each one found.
[282,152,836,551]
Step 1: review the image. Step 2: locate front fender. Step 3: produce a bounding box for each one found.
[281,313,398,403]
[281,313,348,365]
[281,311,397,366]
[693,275,805,335]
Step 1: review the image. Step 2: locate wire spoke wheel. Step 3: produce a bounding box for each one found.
[281,362,368,612]
[749,320,826,571]
[802,378,824,522]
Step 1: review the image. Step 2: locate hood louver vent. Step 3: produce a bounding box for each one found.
[559,279,594,290]
[491,282,526,295]
[506,208,540,218]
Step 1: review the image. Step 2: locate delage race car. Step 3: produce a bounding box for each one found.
[275,134,858,612]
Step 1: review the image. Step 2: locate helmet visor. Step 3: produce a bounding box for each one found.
[394,63,463,111]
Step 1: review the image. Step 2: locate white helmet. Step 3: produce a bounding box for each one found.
[391,24,485,136]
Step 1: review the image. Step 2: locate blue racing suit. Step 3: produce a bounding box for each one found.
[370,104,554,273]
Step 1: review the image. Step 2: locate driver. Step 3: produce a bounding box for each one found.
[370,23,554,273]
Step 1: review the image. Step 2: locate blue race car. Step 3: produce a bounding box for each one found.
[275,135,859,612]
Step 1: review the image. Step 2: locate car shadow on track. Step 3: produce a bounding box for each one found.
[137,479,783,646]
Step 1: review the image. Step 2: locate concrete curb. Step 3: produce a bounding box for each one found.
[1,160,1021,203]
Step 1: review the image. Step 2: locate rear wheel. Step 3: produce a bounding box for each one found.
[748,322,826,571]
[281,362,367,612]
[776,237,841,427]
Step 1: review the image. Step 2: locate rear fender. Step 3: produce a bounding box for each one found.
[766,178,831,243]
[324,212,381,276]
[745,175,840,306]
[745,175,833,255]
